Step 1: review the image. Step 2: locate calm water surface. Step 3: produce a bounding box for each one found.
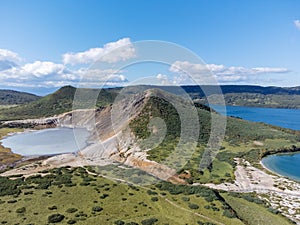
[1,127,90,156]
[211,105,300,130]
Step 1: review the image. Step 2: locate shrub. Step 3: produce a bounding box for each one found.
[66,208,78,213]
[151,197,158,202]
[67,220,77,224]
[48,206,57,210]
[223,209,236,218]
[188,203,199,209]
[80,182,90,186]
[16,207,26,213]
[141,218,158,225]
[7,200,17,203]
[182,196,190,202]
[0,177,23,196]
[268,207,279,214]
[92,206,103,212]
[100,194,109,199]
[48,213,65,223]
[114,220,125,225]
[147,190,157,195]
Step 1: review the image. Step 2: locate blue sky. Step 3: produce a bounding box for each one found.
[0,0,300,95]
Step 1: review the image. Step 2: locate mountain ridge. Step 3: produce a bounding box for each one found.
[2,84,300,121]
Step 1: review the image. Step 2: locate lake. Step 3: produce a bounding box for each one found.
[212,105,300,181]
[261,153,300,182]
[211,105,300,130]
[1,127,90,156]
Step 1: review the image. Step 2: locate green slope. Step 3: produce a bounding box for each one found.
[129,90,300,184]
[0,86,118,120]
[0,89,40,105]
[1,166,292,225]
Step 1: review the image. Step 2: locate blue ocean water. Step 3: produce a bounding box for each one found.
[212,105,300,181]
[1,127,90,156]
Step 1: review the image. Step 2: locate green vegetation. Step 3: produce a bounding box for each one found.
[221,193,292,225]
[0,166,291,224]
[0,89,40,105]
[182,84,300,109]
[199,93,300,109]
[48,213,65,223]
[3,84,300,121]
[0,167,246,225]
[0,86,118,120]
[0,128,22,167]
[1,86,300,224]
[129,92,300,185]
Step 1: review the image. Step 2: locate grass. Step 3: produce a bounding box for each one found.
[0,167,247,225]
[0,166,292,224]
[221,193,293,225]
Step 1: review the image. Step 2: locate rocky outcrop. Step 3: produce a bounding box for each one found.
[1,89,186,184]
[1,117,59,128]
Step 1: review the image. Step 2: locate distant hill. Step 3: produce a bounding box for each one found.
[2,84,300,121]
[181,85,300,108]
[0,86,118,120]
[112,85,300,108]
[181,85,300,96]
[0,90,40,105]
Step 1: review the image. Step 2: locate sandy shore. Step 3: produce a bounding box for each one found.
[203,158,300,224]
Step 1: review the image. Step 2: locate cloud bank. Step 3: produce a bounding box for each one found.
[169,61,289,83]
[0,39,291,89]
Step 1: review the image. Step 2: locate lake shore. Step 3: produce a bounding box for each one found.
[261,149,300,182]
[204,158,300,224]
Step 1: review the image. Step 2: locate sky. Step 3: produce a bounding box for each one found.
[0,0,300,95]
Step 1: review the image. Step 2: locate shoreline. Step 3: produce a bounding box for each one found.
[260,153,300,183]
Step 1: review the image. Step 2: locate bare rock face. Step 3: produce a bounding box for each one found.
[1,117,59,128]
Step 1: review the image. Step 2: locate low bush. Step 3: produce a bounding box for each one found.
[48,213,65,223]
[92,206,103,212]
[141,218,158,225]
[66,208,78,213]
[16,207,26,214]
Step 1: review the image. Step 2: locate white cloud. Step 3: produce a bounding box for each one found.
[0,49,22,63]
[63,38,136,65]
[155,73,170,85]
[0,61,128,88]
[169,61,290,83]
[22,61,66,78]
[0,49,22,71]
[294,20,300,30]
[1,61,70,80]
